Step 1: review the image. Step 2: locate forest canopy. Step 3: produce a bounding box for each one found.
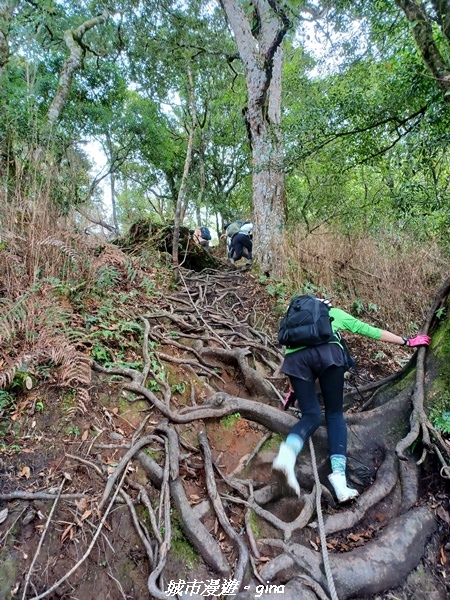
[1,0,450,269]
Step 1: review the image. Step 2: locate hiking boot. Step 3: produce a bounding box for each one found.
[228,257,235,265]
[272,442,301,497]
[328,472,359,503]
[245,259,252,266]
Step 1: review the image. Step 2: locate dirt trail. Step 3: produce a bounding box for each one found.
[0,265,449,600]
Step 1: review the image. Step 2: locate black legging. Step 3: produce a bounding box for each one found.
[288,365,346,456]
[230,233,252,261]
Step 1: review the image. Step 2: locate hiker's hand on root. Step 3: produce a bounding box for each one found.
[408,334,431,347]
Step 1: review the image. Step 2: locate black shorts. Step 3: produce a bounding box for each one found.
[281,343,345,381]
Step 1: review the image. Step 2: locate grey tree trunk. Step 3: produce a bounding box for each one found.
[219,0,289,275]
[0,1,15,79]
[47,10,110,126]
[173,65,196,282]
[396,0,450,101]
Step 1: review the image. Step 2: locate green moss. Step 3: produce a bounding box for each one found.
[220,412,241,429]
[261,432,284,452]
[0,549,18,599]
[170,510,199,570]
[117,396,130,413]
[144,448,161,461]
[392,368,415,392]
[249,509,262,538]
[115,396,147,416]
[60,389,77,413]
[431,310,450,388]
[424,303,450,434]
[432,301,450,358]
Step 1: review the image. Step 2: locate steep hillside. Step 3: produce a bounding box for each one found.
[0,229,449,600]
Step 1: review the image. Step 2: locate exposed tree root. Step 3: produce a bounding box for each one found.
[323,452,399,535]
[221,489,315,542]
[138,439,231,575]
[198,430,249,585]
[0,492,90,500]
[258,506,436,599]
[9,267,448,598]
[396,275,450,469]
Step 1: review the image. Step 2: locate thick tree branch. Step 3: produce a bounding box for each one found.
[47,9,110,125]
[396,0,450,100]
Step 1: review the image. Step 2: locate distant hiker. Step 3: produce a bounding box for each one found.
[273,295,431,503]
[221,220,243,256]
[194,226,211,252]
[229,222,253,266]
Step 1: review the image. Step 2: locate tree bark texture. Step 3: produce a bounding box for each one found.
[173,64,196,281]
[0,0,15,78]
[47,10,110,125]
[219,0,289,275]
[396,0,450,100]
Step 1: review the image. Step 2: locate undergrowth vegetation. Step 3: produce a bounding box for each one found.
[276,225,448,335]
[0,190,172,417]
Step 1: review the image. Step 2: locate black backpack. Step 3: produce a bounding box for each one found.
[200,226,211,241]
[278,295,334,348]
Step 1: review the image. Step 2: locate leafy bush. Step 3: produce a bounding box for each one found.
[0,390,15,414]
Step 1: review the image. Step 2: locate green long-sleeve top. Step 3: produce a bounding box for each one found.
[284,307,382,354]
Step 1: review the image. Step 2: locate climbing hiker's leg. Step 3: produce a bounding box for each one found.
[272,376,320,497]
[319,365,359,502]
[232,234,244,262]
[242,235,252,265]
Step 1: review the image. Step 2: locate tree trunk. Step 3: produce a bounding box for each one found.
[106,133,119,235]
[195,137,206,225]
[173,65,196,282]
[250,45,286,276]
[0,0,15,79]
[110,171,118,235]
[396,0,450,101]
[47,10,110,126]
[0,1,16,186]
[219,0,289,275]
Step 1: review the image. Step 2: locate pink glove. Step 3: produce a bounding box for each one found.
[408,334,431,347]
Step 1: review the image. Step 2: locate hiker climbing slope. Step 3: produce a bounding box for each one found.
[273,295,431,503]
[221,220,242,257]
[229,222,253,266]
[194,226,211,252]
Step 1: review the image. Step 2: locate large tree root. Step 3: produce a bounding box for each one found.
[138,443,231,576]
[12,268,445,599]
[323,452,399,534]
[396,275,450,469]
[255,506,437,599]
[198,430,249,585]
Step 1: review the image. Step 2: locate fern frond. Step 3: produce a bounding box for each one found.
[35,335,92,387]
[38,237,79,261]
[60,356,91,387]
[0,353,33,389]
[126,259,138,283]
[0,292,34,343]
[76,388,90,413]
[0,230,26,242]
